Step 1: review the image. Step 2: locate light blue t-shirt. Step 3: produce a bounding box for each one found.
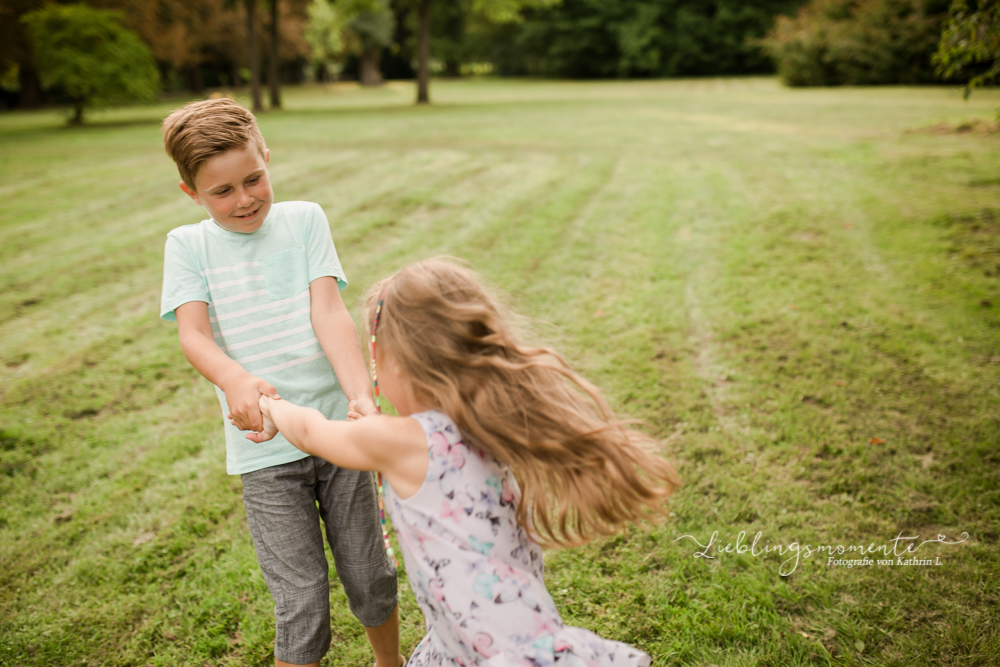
[160,201,349,475]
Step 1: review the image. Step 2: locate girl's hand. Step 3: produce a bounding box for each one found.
[245,395,280,443]
[346,397,377,421]
[249,395,428,497]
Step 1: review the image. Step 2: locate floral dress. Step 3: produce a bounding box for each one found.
[384,411,651,667]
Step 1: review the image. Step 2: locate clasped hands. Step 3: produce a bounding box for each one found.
[225,373,377,444]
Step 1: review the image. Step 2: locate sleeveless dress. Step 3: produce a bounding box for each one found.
[383,411,651,667]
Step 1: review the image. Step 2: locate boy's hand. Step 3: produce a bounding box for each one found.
[246,395,279,444]
[346,397,378,421]
[225,374,280,432]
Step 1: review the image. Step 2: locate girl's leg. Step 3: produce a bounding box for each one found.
[365,604,404,667]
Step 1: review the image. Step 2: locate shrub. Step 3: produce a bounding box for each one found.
[760,0,951,86]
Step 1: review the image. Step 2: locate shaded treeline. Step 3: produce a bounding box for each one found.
[2,0,810,109]
[2,0,982,110]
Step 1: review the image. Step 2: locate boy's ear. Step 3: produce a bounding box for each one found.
[179,180,202,205]
[264,149,270,164]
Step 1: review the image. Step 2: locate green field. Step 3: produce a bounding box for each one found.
[1,78,998,666]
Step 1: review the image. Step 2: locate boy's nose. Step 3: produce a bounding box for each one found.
[236,189,253,208]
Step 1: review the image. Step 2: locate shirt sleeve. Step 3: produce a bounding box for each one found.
[160,232,209,321]
[305,203,348,291]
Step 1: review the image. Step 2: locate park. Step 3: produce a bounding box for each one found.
[1,1,999,666]
[2,75,997,666]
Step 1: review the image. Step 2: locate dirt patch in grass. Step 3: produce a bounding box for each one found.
[936,208,1000,278]
[909,118,1000,135]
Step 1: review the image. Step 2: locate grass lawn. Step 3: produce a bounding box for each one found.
[1,77,998,667]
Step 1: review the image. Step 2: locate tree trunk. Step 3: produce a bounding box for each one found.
[17,64,43,109]
[245,0,264,113]
[445,59,460,77]
[416,0,433,104]
[184,64,204,94]
[268,0,281,109]
[359,51,383,87]
[71,102,84,126]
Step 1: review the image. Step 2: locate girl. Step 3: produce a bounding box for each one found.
[247,258,680,667]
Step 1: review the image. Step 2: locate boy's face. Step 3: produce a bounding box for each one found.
[180,146,273,233]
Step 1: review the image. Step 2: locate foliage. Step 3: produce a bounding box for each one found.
[344,0,395,53]
[21,4,159,123]
[760,0,951,86]
[305,0,347,72]
[304,0,394,84]
[481,0,807,78]
[935,0,1000,97]
[91,0,242,77]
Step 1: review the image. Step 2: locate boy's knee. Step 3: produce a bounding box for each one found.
[341,559,399,628]
[273,580,332,665]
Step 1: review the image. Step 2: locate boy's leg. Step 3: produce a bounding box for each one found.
[242,458,336,666]
[316,462,401,666]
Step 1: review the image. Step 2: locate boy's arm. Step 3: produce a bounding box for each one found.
[250,395,428,496]
[175,301,280,433]
[309,277,378,417]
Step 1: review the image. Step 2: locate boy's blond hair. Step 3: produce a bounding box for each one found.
[161,98,267,189]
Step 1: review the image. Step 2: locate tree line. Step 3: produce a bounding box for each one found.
[1,0,997,118]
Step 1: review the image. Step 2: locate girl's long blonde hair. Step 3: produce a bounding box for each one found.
[366,258,680,548]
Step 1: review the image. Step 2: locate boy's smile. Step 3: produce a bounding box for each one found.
[180,146,273,233]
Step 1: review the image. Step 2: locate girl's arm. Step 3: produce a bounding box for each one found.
[309,276,378,418]
[248,395,429,498]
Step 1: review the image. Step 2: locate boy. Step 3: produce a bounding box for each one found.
[159,98,401,667]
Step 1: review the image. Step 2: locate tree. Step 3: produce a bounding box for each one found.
[90,0,238,92]
[245,0,265,112]
[304,0,394,86]
[269,0,283,107]
[305,0,348,83]
[934,0,1000,97]
[21,4,159,124]
[345,0,395,85]
[403,0,556,104]
[0,0,48,108]
[415,0,434,102]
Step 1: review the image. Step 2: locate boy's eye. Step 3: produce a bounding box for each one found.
[247,177,260,184]
[215,188,230,196]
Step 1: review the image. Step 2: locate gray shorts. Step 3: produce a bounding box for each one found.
[242,456,398,665]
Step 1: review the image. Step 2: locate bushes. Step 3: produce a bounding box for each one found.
[487,0,808,78]
[760,0,952,85]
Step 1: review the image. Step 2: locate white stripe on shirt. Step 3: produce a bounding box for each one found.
[210,290,310,323]
[207,274,265,290]
[235,337,319,364]
[223,322,315,352]
[212,288,270,306]
[214,306,311,338]
[200,260,261,276]
[254,351,326,375]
